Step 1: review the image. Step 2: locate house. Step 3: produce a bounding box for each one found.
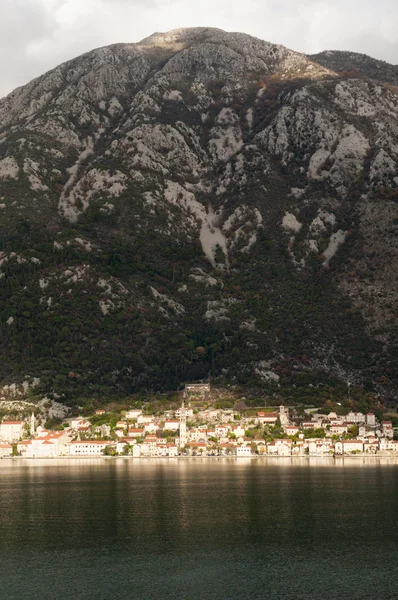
[379,439,395,452]
[335,440,364,454]
[215,424,230,438]
[137,414,154,425]
[363,440,379,454]
[166,444,178,457]
[164,420,180,431]
[188,442,208,454]
[69,440,112,456]
[125,409,142,420]
[257,412,278,426]
[176,407,194,418]
[0,443,12,458]
[95,424,111,438]
[115,421,127,430]
[366,413,376,426]
[284,425,299,436]
[267,440,291,456]
[127,428,145,438]
[218,443,236,455]
[70,417,90,430]
[346,412,365,424]
[116,441,129,454]
[382,421,394,439]
[17,440,32,455]
[330,423,348,436]
[25,439,57,458]
[308,440,331,455]
[95,409,106,416]
[231,424,246,438]
[144,422,158,434]
[0,420,25,442]
[132,444,142,457]
[302,421,316,430]
[189,428,207,442]
[196,409,218,421]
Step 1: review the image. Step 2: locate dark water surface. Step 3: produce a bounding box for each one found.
[1,457,398,600]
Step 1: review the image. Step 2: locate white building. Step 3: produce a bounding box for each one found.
[335,440,364,454]
[127,428,145,438]
[137,415,154,425]
[69,440,111,456]
[382,421,394,439]
[164,420,180,431]
[0,420,25,442]
[257,412,279,426]
[284,425,299,436]
[236,446,252,457]
[144,422,158,434]
[125,409,142,420]
[0,443,12,457]
[366,413,376,426]
[346,412,366,424]
[267,440,292,456]
[70,418,90,430]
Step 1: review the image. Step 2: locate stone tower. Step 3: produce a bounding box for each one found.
[30,412,36,436]
[179,400,187,449]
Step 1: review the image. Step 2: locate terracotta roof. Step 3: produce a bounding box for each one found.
[71,440,109,445]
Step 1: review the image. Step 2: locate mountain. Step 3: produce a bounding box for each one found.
[0,27,397,406]
[308,50,398,86]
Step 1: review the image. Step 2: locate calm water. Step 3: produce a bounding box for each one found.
[1,457,398,600]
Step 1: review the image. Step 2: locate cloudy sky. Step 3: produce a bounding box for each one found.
[1,0,397,97]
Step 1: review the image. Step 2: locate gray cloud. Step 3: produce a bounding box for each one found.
[0,0,397,97]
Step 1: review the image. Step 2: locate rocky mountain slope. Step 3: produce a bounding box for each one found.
[309,50,398,86]
[0,27,397,405]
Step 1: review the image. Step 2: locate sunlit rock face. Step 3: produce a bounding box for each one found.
[0,27,397,401]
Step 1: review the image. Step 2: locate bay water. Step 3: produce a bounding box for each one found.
[1,457,397,599]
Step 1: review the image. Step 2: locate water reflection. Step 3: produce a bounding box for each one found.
[1,458,398,599]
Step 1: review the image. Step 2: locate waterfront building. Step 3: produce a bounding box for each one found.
[236,446,252,457]
[0,420,25,442]
[0,443,12,458]
[69,440,111,456]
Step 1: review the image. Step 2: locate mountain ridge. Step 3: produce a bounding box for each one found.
[0,28,397,406]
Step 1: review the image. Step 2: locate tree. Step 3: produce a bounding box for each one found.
[102,445,116,456]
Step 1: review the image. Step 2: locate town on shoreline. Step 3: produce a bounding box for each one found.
[0,384,397,460]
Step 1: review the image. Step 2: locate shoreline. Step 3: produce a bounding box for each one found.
[3,453,398,461]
